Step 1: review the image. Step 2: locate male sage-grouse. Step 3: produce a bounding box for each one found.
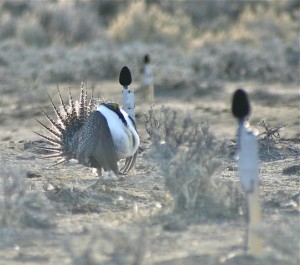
[36,66,140,177]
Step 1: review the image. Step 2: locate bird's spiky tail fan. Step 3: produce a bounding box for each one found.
[35,83,97,166]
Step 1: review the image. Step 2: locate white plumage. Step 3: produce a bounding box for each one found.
[96,104,140,159]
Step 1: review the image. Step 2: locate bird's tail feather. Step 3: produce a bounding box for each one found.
[36,83,98,165]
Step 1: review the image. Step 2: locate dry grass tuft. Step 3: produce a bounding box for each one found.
[65,227,148,265]
[262,222,300,264]
[43,180,114,213]
[256,120,290,161]
[43,177,145,214]
[258,120,286,149]
[0,159,54,228]
[145,106,242,217]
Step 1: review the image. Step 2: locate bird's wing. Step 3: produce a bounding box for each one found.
[93,111,119,174]
[77,111,119,175]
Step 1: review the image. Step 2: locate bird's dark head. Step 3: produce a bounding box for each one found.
[102,103,128,127]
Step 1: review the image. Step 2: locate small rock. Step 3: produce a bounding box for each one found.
[163,220,187,232]
[27,171,42,178]
[282,165,300,175]
[153,185,160,190]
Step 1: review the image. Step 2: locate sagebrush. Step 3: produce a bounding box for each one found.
[0,159,54,228]
[145,106,242,217]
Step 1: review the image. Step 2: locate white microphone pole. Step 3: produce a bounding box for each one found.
[143,54,154,104]
[238,123,262,257]
[232,89,262,257]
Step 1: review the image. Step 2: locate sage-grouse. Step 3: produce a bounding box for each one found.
[36,67,140,176]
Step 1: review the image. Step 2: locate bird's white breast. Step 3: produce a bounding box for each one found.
[96,105,140,159]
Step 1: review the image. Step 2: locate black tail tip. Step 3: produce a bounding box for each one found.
[119,66,132,86]
[232,88,250,120]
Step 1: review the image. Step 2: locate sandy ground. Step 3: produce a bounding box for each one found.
[0,80,299,265]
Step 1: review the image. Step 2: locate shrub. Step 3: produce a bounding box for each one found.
[109,0,194,48]
[0,12,17,40]
[257,120,287,161]
[36,4,100,45]
[65,227,148,265]
[0,0,31,16]
[145,106,241,217]
[191,40,299,82]
[0,160,54,228]
[190,5,299,82]
[16,15,49,47]
[90,1,123,25]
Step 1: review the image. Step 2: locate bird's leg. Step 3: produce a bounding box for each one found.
[97,168,102,178]
[88,168,104,189]
[89,168,117,190]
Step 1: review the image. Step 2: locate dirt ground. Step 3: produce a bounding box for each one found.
[0,80,299,265]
